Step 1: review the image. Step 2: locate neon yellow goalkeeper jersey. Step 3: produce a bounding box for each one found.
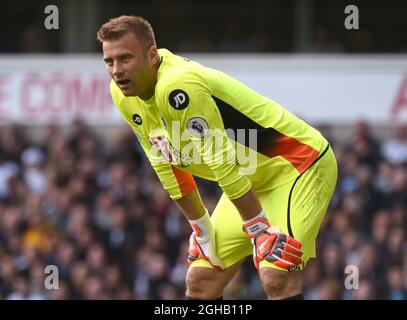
[110,49,328,201]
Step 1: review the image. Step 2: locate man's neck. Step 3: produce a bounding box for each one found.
[139,56,162,100]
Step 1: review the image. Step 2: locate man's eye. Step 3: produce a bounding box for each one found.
[122,55,130,62]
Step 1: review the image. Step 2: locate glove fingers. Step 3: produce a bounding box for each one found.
[255,233,277,257]
[187,234,200,265]
[282,242,303,257]
[187,255,197,265]
[253,232,303,271]
[253,246,260,270]
[266,254,297,270]
[277,249,302,266]
[285,236,302,250]
[266,254,294,268]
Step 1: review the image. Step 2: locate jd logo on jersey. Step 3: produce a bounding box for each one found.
[169,89,189,110]
[132,114,142,125]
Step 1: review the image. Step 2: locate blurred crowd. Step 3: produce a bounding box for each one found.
[2,1,407,54]
[0,119,407,300]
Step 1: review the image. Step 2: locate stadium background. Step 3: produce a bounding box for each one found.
[0,0,407,299]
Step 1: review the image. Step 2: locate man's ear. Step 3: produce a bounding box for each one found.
[148,46,159,65]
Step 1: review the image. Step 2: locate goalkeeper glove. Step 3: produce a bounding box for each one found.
[187,210,224,270]
[243,211,303,271]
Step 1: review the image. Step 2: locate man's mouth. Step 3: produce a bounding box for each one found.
[117,79,131,88]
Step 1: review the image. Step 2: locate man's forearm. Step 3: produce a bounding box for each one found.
[175,188,207,220]
[175,185,263,223]
[231,188,263,220]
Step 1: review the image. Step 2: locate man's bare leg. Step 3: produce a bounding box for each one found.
[185,259,245,299]
[259,267,303,300]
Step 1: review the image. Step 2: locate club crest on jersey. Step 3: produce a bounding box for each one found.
[169,89,189,110]
[132,114,142,125]
[187,117,209,138]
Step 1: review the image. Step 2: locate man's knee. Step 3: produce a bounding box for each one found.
[259,267,302,299]
[186,267,224,299]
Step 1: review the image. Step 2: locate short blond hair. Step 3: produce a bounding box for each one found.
[97,15,156,49]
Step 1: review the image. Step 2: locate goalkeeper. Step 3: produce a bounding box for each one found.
[97,16,338,300]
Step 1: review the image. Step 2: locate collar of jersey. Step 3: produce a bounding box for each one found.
[137,94,155,107]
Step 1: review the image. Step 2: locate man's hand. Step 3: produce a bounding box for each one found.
[187,227,224,270]
[243,213,303,271]
[186,209,224,270]
[251,226,303,271]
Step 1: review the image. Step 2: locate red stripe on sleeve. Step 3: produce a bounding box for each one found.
[171,166,197,197]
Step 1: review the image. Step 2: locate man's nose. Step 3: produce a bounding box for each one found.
[112,62,124,77]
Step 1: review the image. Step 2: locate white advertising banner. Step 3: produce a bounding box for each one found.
[0,54,406,125]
